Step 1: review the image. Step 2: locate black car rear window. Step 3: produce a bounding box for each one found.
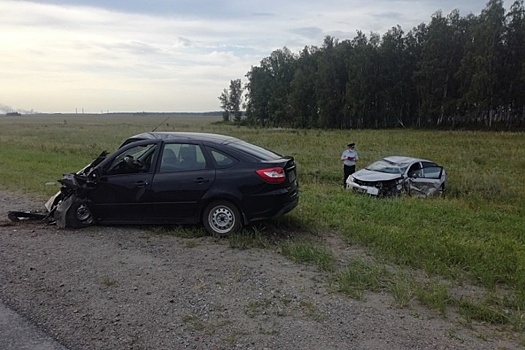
[227,141,282,160]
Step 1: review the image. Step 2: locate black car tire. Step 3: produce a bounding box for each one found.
[66,199,94,229]
[203,200,241,237]
[438,184,446,197]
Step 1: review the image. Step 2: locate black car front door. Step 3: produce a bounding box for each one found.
[89,142,159,222]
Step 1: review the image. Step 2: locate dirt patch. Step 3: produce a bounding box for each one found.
[0,189,521,349]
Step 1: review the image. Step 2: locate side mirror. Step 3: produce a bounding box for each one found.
[87,167,101,182]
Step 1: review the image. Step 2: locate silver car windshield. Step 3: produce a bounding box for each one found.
[366,159,409,174]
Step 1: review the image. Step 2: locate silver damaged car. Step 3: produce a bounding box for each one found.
[346,156,447,197]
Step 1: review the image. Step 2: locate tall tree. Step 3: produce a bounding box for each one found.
[344,31,380,128]
[245,65,272,126]
[245,48,296,126]
[218,88,230,122]
[414,10,467,127]
[403,25,425,127]
[288,46,319,127]
[315,36,348,128]
[502,0,525,128]
[457,0,506,128]
[228,79,243,124]
[378,25,416,128]
[218,79,243,123]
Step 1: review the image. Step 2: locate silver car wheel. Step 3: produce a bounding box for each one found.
[209,206,235,234]
[203,200,242,236]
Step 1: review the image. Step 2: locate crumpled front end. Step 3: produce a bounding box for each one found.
[346,178,380,195]
[346,176,406,197]
[44,151,108,227]
[51,173,97,228]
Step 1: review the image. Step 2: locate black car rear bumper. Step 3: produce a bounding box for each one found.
[243,188,299,223]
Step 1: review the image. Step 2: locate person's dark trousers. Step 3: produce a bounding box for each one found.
[343,164,356,188]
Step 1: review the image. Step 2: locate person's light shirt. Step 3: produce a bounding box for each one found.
[341,149,358,166]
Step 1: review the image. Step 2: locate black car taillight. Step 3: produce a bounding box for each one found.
[256,167,286,184]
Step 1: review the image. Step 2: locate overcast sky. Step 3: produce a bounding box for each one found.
[1,0,488,114]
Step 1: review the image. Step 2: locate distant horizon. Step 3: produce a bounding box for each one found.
[3,111,224,116]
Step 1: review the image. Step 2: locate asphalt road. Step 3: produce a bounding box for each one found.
[0,300,68,350]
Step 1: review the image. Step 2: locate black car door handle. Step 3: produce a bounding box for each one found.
[194,177,210,184]
[135,181,148,188]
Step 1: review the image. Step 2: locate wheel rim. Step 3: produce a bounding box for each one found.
[209,206,235,234]
[76,204,92,223]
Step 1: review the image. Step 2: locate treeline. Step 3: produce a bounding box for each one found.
[242,0,525,130]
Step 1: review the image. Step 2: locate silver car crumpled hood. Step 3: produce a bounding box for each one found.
[351,169,402,182]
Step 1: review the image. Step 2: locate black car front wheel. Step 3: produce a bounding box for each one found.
[66,199,94,229]
[203,200,241,237]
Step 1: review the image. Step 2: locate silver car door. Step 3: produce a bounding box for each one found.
[408,165,444,196]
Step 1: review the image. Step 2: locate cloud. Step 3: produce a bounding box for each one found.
[289,27,324,40]
[0,0,488,112]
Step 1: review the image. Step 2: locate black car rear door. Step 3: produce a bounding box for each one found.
[146,142,216,221]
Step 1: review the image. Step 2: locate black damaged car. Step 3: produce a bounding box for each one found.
[38,132,299,236]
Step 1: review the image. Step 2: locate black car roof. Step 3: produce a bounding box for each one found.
[123,132,285,160]
[126,132,240,145]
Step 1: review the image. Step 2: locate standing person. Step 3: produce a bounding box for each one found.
[341,143,358,188]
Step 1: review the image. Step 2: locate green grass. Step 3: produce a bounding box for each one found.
[414,280,451,316]
[1,114,524,334]
[279,238,335,271]
[334,259,390,300]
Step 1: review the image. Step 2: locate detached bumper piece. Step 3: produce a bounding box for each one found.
[7,211,50,222]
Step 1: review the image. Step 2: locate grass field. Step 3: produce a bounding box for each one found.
[1,113,524,337]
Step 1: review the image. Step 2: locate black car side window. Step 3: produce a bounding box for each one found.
[159,144,180,173]
[178,144,206,171]
[208,148,238,168]
[107,143,157,175]
[158,144,207,172]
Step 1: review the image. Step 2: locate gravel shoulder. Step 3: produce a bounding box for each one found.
[0,189,521,350]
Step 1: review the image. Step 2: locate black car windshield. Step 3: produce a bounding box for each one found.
[227,141,282,160]
[366,159,408,174]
